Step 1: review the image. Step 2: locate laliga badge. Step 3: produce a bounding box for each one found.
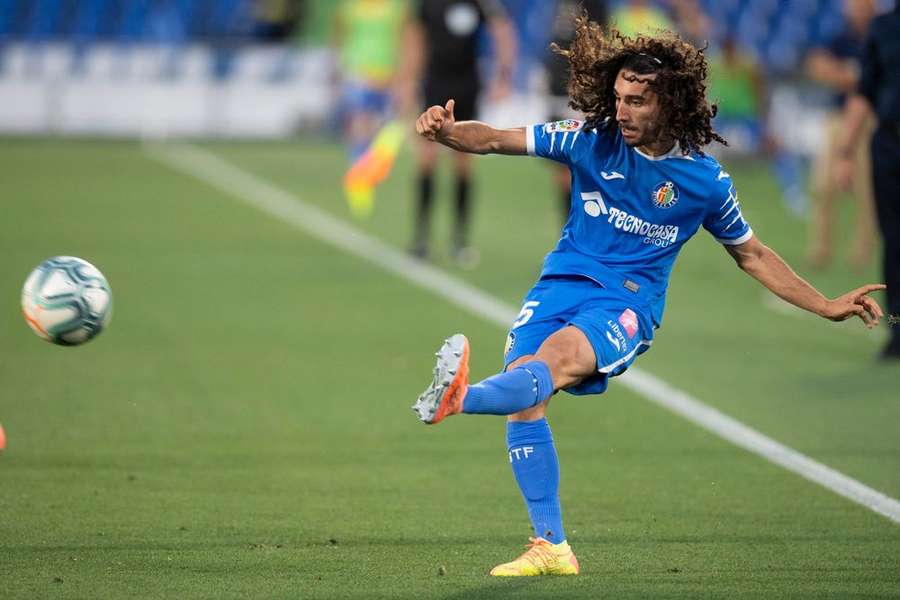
[544,119,583,133]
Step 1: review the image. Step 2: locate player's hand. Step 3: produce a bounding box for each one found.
[821,284,886,328]
[415,99,455,142]
[834,155,854,191]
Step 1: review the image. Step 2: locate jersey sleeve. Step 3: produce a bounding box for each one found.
[526,119,589,165]
[702,171,753,245]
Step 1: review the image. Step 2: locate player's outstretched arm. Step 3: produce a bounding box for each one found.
[725,236,886,328]
[415,99,526,155]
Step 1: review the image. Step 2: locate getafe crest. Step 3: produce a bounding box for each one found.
[544,119,583,133]
[651,181,678,209]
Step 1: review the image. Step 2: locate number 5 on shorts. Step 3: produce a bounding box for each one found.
[512,301,540,328]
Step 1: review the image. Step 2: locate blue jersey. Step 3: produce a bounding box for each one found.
[526,119,753,326]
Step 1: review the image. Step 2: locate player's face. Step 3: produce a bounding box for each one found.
[613,69,664,147]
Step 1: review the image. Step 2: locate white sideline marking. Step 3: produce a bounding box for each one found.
[145,142,900,525]
[624,370,900,524]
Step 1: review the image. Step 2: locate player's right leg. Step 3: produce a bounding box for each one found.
[489,537,580,577]
[488,327,598,577]
[494,411,578,577]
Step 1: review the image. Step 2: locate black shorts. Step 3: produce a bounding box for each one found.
[424,77,480,121]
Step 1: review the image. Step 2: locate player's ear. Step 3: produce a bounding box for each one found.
[445,99,455,117]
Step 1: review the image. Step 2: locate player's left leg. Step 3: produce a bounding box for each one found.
[411,326,594,424]
[411,333,549,424]
[465,326,596,416]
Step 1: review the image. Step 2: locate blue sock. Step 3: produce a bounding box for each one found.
[462,361,554,415]
[507,418,565,544]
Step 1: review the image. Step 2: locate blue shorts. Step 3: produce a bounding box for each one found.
[341,79,392,115]
[503,276,655,395]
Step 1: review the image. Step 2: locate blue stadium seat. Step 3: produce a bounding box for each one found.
[72,0,109,43]
[0,0,21,40]
[25,0,63,41]
[117,0,151,42]
[0,0,853,77]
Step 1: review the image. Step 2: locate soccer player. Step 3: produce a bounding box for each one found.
[411,20,886,577]
[805,0,878,270]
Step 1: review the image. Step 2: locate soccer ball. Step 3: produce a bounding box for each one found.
[21,256,113,346]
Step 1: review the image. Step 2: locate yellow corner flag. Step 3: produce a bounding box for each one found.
[343,120,406,219]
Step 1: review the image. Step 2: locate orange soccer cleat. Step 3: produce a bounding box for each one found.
[411,334,469,424]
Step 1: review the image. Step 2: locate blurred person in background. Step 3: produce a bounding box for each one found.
[708,35,809,217]
[334,0,410,160]
[804,0,878,271]
[708,36,767,152]
[612,0,710,44]
[399,0,516,267]
[610,0,673,37]
[836,0,900,360]
[544,0,610,224]
[668,0,710,46]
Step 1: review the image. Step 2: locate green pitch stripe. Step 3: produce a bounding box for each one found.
[145,141,900,525]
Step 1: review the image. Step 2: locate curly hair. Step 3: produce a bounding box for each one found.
[553,18,725,154]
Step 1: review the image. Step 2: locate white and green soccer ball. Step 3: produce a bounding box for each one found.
[21,256,112,346]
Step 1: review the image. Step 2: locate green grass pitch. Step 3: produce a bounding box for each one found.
[0,138,898,599]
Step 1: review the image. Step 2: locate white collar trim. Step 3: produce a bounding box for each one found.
[634,142,689,161]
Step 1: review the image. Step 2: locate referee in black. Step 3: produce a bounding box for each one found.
[837,2,900,359]
[400,0,516,267]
